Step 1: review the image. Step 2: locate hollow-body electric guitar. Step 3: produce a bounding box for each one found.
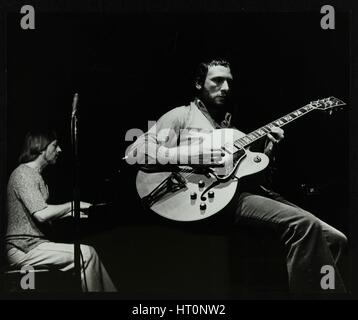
[136,97,346,222]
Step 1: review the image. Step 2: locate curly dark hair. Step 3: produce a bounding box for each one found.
[194,59,231,89]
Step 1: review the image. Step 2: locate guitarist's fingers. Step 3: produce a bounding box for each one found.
[215,157,226,164]
[211,150,224,156]
[269,127,285,141]
[210,149,226,157]
[210,152,224,162]
[271,126,284,134]
[267,133,278,144]
[196,149,225,164]
[210,148,225,155]
[198,153,218,164]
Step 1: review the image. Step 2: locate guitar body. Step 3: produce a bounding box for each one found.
[135,97,346,222]
[136,128,269,221]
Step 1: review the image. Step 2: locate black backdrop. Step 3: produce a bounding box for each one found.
[3,11,351,297]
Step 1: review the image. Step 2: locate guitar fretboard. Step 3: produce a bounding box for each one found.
[234,103,316,149]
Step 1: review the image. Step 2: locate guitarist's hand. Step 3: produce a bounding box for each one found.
[179,145,225,166]
[267,126,284,144]
[265,126,284,156]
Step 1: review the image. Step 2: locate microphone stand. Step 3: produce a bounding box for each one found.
[71,93,82,291]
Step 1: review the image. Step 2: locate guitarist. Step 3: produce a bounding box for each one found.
[126,59,347,295]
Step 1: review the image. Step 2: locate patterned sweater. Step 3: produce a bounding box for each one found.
[5,164,50,253]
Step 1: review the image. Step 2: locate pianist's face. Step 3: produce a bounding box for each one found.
[43,140,62,164]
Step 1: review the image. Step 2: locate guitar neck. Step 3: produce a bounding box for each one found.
[234,103,316,149]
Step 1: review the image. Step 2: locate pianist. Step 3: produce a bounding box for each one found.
[4,130,117,292]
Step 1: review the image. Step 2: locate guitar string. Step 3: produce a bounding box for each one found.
[156,99,341,186]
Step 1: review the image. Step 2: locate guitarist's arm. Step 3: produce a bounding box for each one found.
[125,107,185,166]
[125,107,223,167]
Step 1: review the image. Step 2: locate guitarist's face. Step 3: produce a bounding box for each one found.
[199,65,233,108]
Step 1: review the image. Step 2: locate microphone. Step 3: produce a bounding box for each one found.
[72,93,79,117]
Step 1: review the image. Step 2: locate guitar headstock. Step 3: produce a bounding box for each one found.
[310,96,347,113]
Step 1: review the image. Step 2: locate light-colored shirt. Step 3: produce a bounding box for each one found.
[125,99,235,165]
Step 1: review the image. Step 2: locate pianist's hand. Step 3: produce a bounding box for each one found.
[79,201,92,219]
[60,201,92,219]
[80,201,92,209]
[79,211,88,219]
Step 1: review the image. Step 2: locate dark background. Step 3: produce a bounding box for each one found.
[1,9,353,298]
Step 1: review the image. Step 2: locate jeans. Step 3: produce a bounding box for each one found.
[235,187,347,294]
[6,242,117,292]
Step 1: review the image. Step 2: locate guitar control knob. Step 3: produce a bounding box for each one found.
[190,192,197,200]
[254,156,261,163]
[200,203,206,210]
[208,191,215,198]
[198,180,205,188]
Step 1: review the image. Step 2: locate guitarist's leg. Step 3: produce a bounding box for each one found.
[234,192,347,295]
[261,189,348,267]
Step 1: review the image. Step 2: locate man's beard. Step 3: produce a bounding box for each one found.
[201,93,224,107]
[201,94,230,113]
